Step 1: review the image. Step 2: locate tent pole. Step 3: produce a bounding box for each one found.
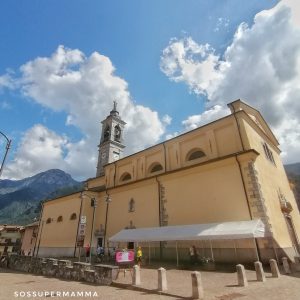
[234,240,237,263]
[209,240,214,262]
[176,241,179,267]
[254,238,259,261]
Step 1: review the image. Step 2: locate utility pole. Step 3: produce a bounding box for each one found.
[0,130,11,178]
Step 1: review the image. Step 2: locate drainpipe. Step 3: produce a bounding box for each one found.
[162,142,167,171]
[228,103,245,152]
[113,162,117,188]
[155,176,163,259]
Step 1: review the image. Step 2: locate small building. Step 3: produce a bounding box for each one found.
[0,225,23,255]
[35,100,300,263]
[20,221,39,256]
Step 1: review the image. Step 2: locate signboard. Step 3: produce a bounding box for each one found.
[115,250,135,264]
[78,223,86,236]
[80,216,87,224]
[76,235,84,247]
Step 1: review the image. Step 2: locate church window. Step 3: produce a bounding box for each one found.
[186,149,206,161]
[114,125,121,142]
[46,218,52,224]
[70,213,77,220]
[120,172,132,182]
[149,163,163,173]
[129,198,135,212]
[57,216,63,222]
[262,142,276,165]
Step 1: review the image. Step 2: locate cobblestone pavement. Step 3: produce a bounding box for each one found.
[1,266,300,300]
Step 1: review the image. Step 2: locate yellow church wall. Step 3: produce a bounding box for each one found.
[104,115,243,190]
[161,157,251,225]
[105,179,160,243]
[214,123,241,157]
[80,192,103,250]
[241,116,300,252]
[87,176,105,190]
[37,193,82,256]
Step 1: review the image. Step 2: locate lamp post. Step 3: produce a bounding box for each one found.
[103,194,112,255]
[89,197,97,264]
[0,130,11,178]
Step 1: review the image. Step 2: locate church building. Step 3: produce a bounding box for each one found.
[34,100,300,263]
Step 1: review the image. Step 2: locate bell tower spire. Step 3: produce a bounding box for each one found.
[96,102,126,177]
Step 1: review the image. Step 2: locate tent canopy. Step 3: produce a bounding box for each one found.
[109,219,267,243]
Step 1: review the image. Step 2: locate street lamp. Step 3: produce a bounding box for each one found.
[89,197,97,263]
[0,130,11,178]
[103,194,112,255]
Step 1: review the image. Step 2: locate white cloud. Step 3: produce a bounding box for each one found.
[214,17,230,32]
[2,46,167,179]
[160,37,227,96]
[165,132,180,140]
[182,105,229,131]
[162,114,172,125]
[161,0,300,164]
[0,74,15,90]
[4,125,68,179]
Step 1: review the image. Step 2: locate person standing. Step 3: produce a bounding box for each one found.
[85,244,90,262]
[189,245,198,265]
[136,246,143,266]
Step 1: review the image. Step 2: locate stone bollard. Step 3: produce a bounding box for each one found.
[132,265,141,286]
[158,267,167,292]
[282,257,291,274]
[254,261,266,282]
[269,259,281,278]
[236,264,248,287]
[191,271,204,300]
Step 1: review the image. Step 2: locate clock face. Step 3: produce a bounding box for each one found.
[101,152,107,160]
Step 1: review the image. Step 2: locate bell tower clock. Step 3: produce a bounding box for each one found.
[96,101,126,177]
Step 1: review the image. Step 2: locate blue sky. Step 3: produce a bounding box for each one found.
[1,0,300,180]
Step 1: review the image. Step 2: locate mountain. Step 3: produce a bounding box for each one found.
[0,169,83,225]
[284,163,300,212]
[285,162,300,176]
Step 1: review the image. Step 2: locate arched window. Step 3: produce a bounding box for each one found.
[57,216,63,222]
[120,172,132,182]
[114,125,121,142]
[70,213,77,220]
[186,149,206,161]
[149,163,163,173]
[103,125,110,141]
[46,218,52,224]
[129,198,135,212]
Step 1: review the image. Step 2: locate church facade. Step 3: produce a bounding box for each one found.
[35,100,300,263]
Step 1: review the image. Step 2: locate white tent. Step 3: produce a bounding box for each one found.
[109,219,267,242]
[109,219,267,265]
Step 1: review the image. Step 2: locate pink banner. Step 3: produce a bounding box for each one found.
[115,250,135,263]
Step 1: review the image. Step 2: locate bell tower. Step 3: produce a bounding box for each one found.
[96,102,126,177]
